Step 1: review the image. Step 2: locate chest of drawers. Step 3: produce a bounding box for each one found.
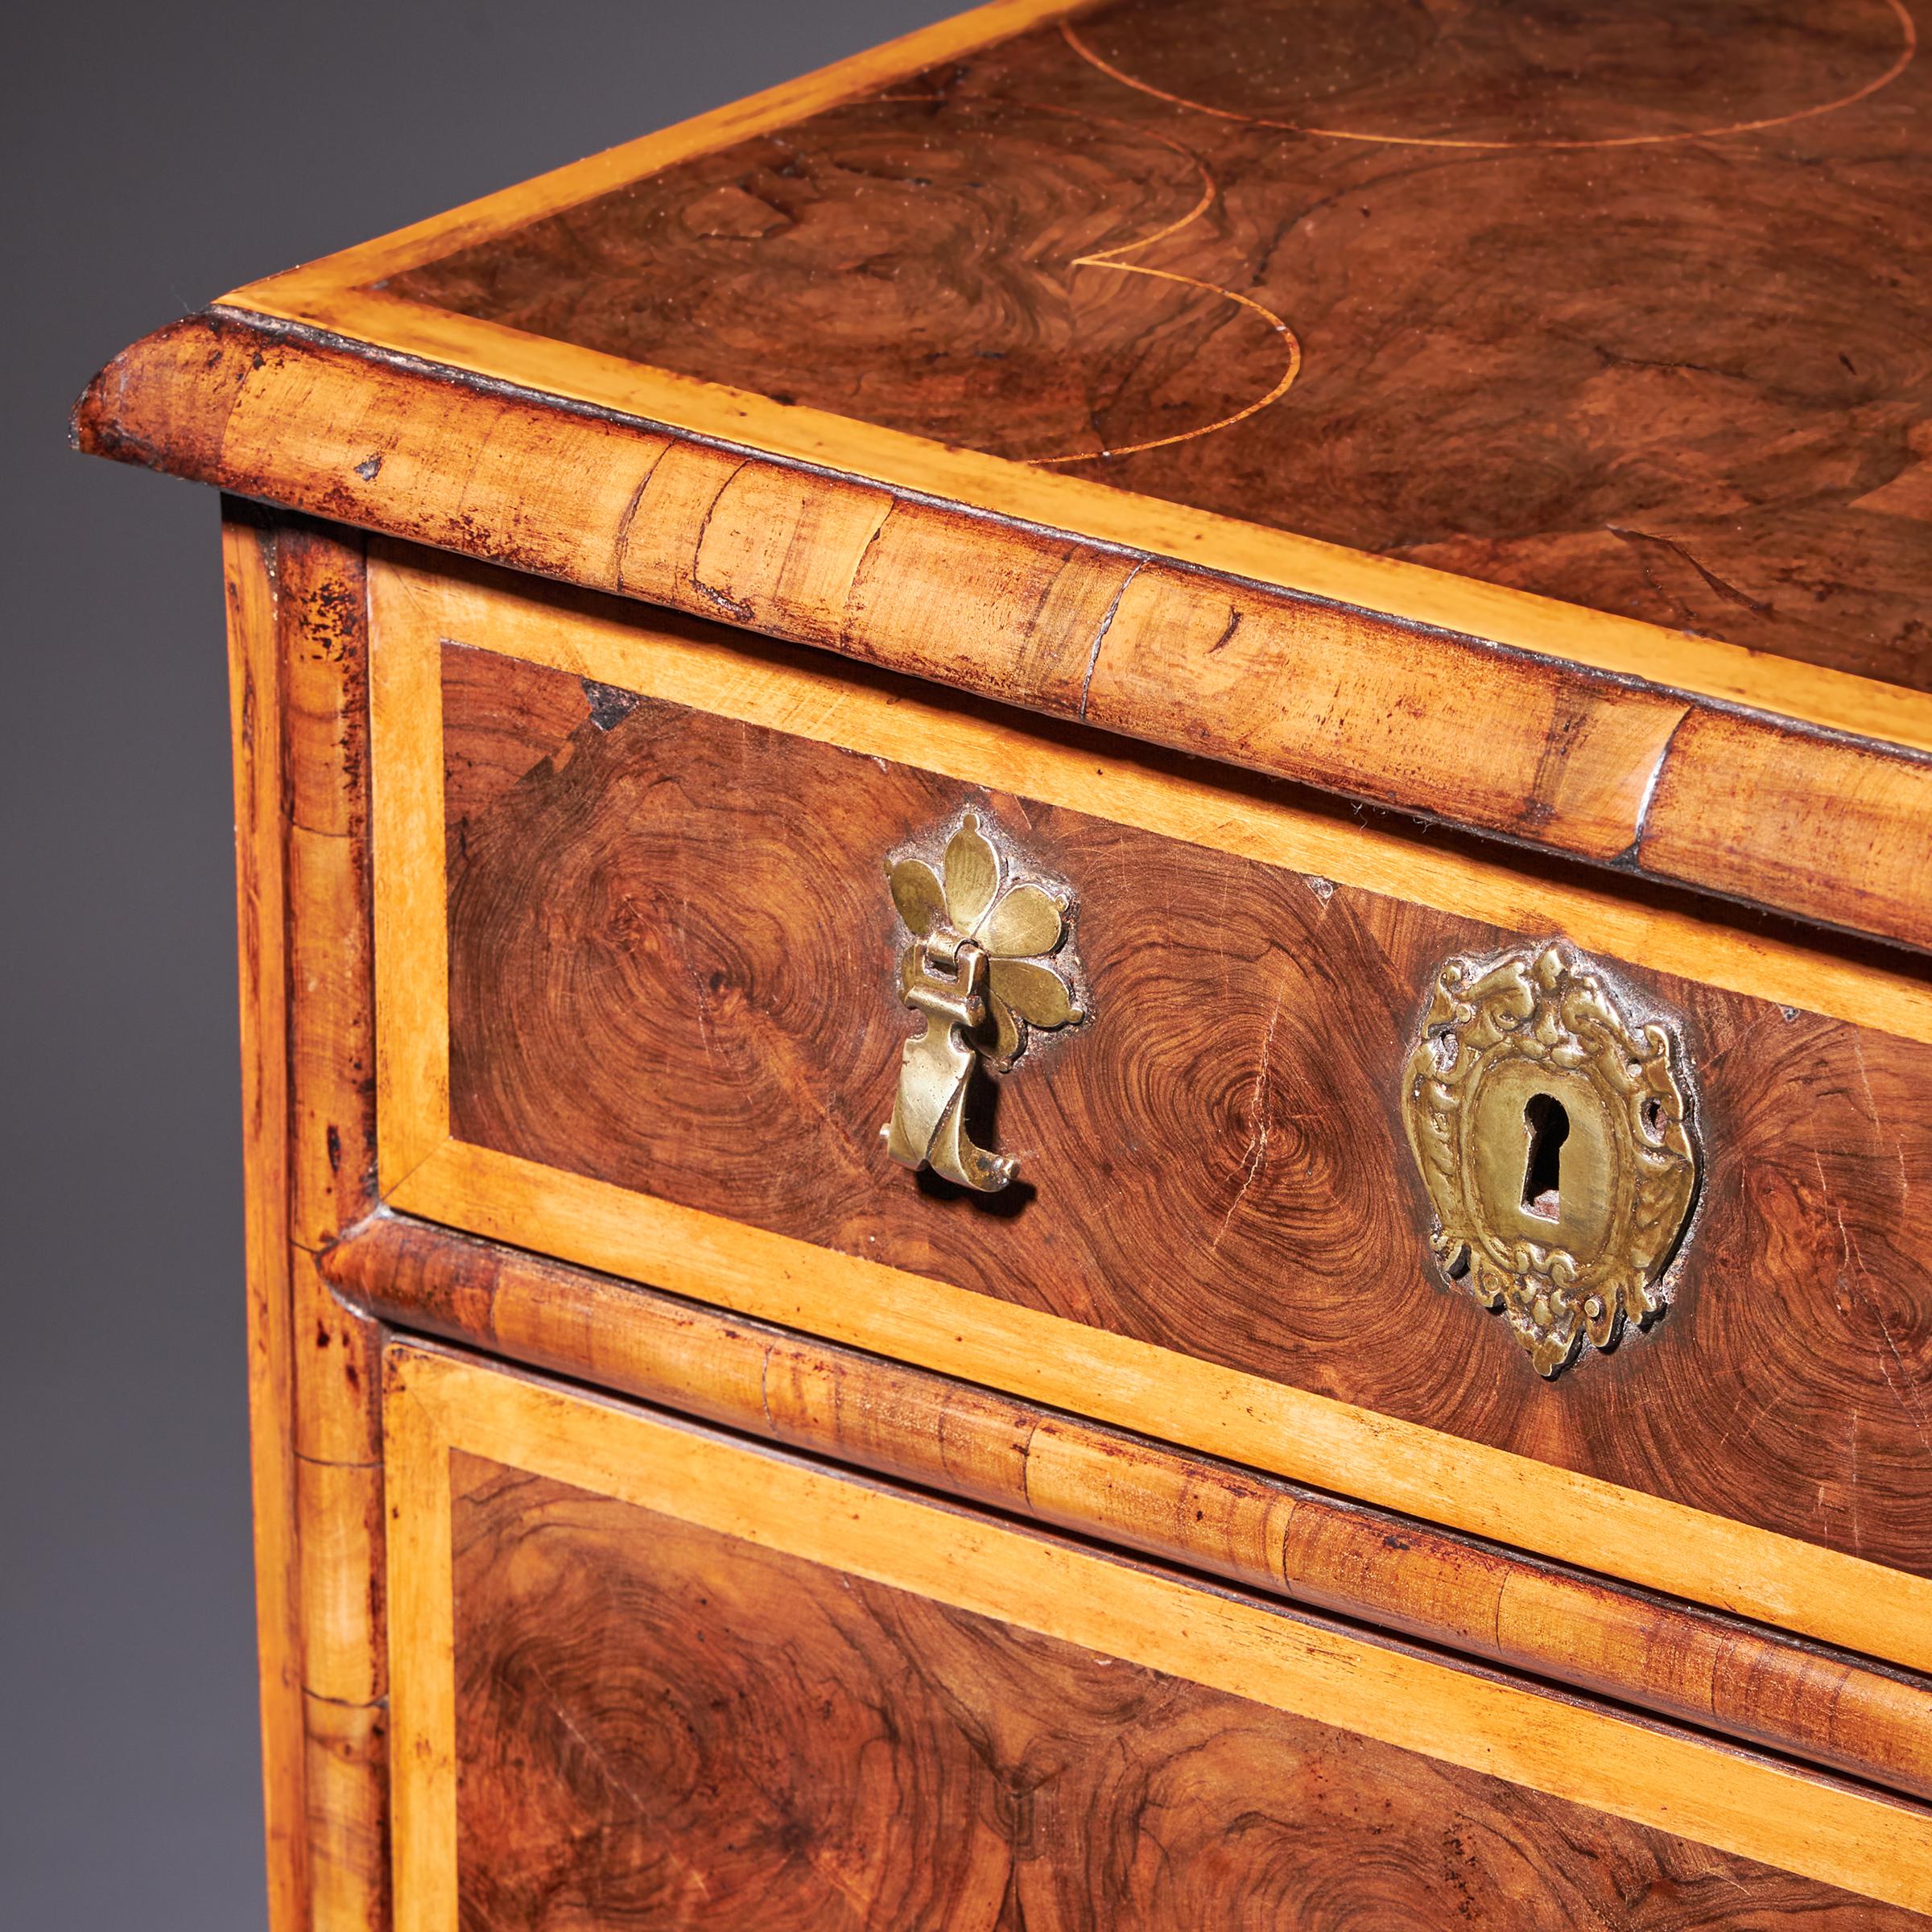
[77,1,1932,1922]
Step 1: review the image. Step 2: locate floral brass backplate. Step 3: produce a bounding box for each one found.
[881,811,1085,1192]
[1402,943,1699,1378]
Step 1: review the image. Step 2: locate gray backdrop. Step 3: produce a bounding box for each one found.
[6,4,950,1921]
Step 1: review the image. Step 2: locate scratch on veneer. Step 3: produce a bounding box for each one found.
[1848,1418,1864,1555]
[610,440,672,587]
[1685,1010,1778,1084]
[1866,1302,1931,1451]
[527,1660,656,1817]
[1014,1413,1046,1517]
[669,899,720,1066]
[1488,1573,1512,1672]
[758,1344,780,1438]
[1847,1029,1913,1211]
[1705,1385,1787,1463]
[1817,1149,1932,1449]
[842,496,898,628]
[1079,560,1144,719]
[687,457,753,620]
[1206,606,1243,655]
[1629,704,1693,853]
[1608,525,1773,616]
[1212,983,1286,1252]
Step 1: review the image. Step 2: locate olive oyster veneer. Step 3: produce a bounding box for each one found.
[76,0,1932,1922]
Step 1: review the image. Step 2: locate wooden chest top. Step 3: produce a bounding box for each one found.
[395,0,1931,684]
[76,0,1932,952]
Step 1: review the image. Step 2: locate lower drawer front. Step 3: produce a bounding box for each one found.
[384,1344,1930,1925]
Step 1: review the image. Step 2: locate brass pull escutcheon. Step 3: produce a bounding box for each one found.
[881,811,1085,1192]
[1402,942,1700,1378]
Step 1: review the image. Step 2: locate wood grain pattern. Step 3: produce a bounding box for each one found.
[436,638,1932,1581]
[328,1212,1932,1802]
[293,1454,383,1709]
[275,528,383,1476]
[388,547,1932,1051]
[73,308,1932,954]
[229,511,390,1929]
[394,1133,1932,1670]
[204,0,1932,748]
[451,1453,1921,1931]
[81,11,1932,1912]
[384,1344,1932,1918]
[277,525,378,1255]
[387,0,1932,694]
[368,547,1932,1670]
[302,1694,388,1932]
[282,526,390,1932]
[222,506,306,1932]
[1640,707,1932,953]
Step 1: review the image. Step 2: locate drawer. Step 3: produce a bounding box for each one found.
[385,1341,1930,1923]
[368,543,1932,1670]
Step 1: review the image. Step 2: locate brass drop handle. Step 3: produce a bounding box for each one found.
[881,811,1085,1192]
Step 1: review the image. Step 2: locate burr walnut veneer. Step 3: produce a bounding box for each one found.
[76,0,1932,1924]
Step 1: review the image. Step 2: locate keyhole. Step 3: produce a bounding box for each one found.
[1521,1093,1569,1221]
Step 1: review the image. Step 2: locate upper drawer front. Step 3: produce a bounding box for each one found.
[368,546,1932,1670]
[386,1344,1931,1925]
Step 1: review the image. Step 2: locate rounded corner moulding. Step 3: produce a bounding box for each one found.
[73,306,1932,961]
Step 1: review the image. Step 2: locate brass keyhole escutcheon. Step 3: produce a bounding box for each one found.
[880,811,1086,1193]
[1402,943,1699,1377]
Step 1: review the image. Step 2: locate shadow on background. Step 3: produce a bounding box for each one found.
[2,4,952,1922]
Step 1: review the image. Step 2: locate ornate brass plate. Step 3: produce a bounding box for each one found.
[882,811,1084,1192]
[1402,943,1699,1377]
